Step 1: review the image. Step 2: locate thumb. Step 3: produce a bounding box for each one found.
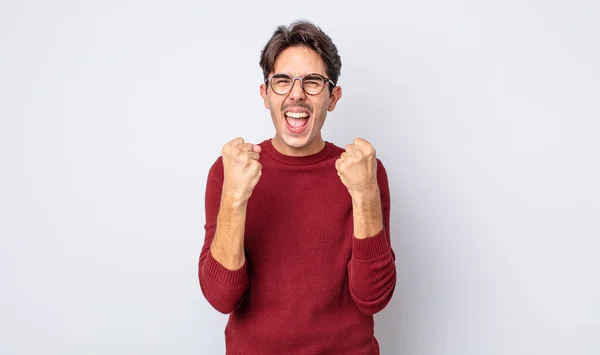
[252,144,262,153]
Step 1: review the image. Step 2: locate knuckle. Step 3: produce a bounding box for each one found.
[222,143,231,155]
[235,153,246,164]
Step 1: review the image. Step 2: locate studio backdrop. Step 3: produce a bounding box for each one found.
[1,0,599,354]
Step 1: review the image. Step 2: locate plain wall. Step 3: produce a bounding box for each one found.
[1,0,599,354]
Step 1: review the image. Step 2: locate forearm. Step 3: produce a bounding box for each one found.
[348,168,396,315]
[210,192,248,270]
[199,181,250,314]
[352,185,384,239]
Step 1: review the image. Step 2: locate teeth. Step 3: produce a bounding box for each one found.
[285,112,309,118]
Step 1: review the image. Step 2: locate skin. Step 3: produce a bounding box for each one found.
[335,137,383,239]
[210,138,262,270]
[210,46,383,271]
[260,46,342,157]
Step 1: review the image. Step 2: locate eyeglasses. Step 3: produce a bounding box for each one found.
[265,73,335,96]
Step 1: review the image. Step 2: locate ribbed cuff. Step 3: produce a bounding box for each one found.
[352,229,390,260]
[203,252,248,288]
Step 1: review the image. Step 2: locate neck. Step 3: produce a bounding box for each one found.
[271,135,326,157]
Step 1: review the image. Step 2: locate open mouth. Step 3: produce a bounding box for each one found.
[284,110,310,134]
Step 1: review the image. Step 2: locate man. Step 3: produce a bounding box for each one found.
[199,21,396,354]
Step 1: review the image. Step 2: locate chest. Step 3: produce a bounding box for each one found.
[243,167,354,260]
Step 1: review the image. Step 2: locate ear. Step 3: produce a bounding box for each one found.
[327,86,342,112]
[260,83,270,109]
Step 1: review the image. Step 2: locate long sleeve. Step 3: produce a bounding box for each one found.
[198,158,249,314]
[347,161,397,315]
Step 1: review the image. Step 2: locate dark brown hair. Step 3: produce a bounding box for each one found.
[259,21,342,89]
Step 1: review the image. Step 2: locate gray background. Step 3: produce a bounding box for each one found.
[1,0,599,354]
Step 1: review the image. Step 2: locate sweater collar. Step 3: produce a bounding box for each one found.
[260,139,337,165]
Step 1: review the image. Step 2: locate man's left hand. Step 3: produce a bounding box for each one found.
[335,138,379,199]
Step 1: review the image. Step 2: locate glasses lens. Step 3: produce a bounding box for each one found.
[302,75,326,95]
[271,74,293,95]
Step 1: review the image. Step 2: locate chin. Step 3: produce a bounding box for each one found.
[281,134,311,149]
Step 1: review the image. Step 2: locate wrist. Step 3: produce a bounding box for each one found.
[350,184,380,207]
[221,188,250,208]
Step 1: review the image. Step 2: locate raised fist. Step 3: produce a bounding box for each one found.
[221,137,262,203]
[335,137,378,198]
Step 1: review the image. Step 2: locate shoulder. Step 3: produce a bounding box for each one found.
[327,141,346,157]
[376,158,388,174]
[207,156,224,186]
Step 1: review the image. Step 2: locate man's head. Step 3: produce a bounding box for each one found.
[259,21,342,156]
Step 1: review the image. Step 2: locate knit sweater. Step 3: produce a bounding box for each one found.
[199,139,396,355]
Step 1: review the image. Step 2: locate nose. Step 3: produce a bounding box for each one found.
[288,78,306,100]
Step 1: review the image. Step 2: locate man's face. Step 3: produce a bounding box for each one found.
[260,46,342,156]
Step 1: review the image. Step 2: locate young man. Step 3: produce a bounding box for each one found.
[199,21,396,354]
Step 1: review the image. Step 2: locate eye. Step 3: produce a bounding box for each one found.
[272,74,292,85]
[274,78,292,85]
[303,76,324,87]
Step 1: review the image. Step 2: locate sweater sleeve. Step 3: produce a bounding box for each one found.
[198,158,249,314]
[348,160,397,315]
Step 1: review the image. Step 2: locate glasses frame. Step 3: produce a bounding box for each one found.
[265,73,335,96]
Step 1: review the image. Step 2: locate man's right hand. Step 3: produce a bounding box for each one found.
[221,137,262,204]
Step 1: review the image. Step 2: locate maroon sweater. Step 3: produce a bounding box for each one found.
[199,139,396,354]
